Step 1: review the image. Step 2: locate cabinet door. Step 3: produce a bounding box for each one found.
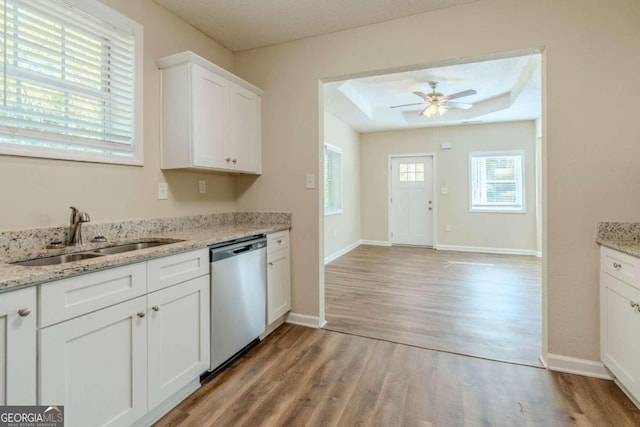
[229,82,261,174]
[267,248,291,324]
[601,272,640,398]
[0,287,36,405]
[40,297,147,427]
[147,275,210,410]
[191,64,230,169]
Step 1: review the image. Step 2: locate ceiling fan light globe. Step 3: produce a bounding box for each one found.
[437,105,447,115]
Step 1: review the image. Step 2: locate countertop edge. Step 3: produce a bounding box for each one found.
[596,238,640,258]
[0,223,290,293]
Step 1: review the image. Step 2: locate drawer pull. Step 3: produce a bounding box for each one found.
[137,312,146,318]
[631,302,639,309]
[613,262,622,270]
[152,306,160,312]
[18,308,31,317]
[277,239,282,244]
[268,262,274,267]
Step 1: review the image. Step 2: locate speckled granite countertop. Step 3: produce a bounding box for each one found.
[0,212,290,293]
[596,221,640,258]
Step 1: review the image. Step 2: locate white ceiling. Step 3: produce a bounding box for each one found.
[324,54,542,132]
[153,0,481,52]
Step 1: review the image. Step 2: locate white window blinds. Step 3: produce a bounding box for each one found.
[324,144,342,214]
[470,152,524,212]
[0,0,143,164]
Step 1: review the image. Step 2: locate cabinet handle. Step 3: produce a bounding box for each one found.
[277,239,282,244]
[631,301,639,308]
[225,157,231,162]
[232,158,237,164]
[268,262,274,266]
[18,308,31,317]
[152,306,160,312]
[613,262,622,270]
[137,312,146,318]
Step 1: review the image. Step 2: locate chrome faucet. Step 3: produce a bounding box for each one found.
[68,206,91,246]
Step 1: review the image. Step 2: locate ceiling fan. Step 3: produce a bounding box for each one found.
[390,81,477,117]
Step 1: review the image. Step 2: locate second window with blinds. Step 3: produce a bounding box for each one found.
[324,143,342,215]
[469,151,525,213]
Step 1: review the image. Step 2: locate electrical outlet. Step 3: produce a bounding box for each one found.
[158,182,168,200]
[305,174,315,189]
[199,180,206,194]
[445,224,451,232]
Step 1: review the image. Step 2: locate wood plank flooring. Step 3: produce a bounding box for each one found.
[155,324,640,426]
[324,245,542,366]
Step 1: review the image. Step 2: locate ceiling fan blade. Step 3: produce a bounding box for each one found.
[445,101,473,110]
[446,89,477,100]
[389,102,426,109]
[412,91,428,100]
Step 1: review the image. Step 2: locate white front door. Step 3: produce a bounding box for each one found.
[390,156,434,246]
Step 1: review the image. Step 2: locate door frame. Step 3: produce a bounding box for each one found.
[388,152,437,247]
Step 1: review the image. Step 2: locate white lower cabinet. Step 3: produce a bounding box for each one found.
[147,275,210,410]
[600,246,640,404]
[38,248,210,427]
[0,286,36,405]
[267,231,291,324]
[39,297,148,427]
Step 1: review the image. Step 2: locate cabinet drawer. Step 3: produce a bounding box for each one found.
[601,247,640,288]
[39,263,147,328]
[267,230,289,254]
[147,248,208,292]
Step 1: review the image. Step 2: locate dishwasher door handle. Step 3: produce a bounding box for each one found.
[233,245,253,255]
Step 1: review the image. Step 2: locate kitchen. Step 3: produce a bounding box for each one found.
[1,0,640,425]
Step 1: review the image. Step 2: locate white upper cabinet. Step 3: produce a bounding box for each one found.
[156,51,262,174]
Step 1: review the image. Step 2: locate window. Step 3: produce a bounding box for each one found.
[0,0,143,165]
[324,143,342,215]
[399,162,425,182]
[470,151,525,212]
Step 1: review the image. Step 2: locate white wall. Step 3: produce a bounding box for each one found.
[0,0,237,231]
[234,0,640,361]
[323,113,361,260]
[360,121,537,253]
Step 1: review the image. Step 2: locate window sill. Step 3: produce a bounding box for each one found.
[470,208,526,214]
[325,209,343,217]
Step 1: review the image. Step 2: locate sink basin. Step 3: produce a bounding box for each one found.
[91,241,175,255]
[13,240,184,267]
[15,252,105,267]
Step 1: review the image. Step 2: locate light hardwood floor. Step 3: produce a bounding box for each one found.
[155,324,640,426]
[324,245,542,366]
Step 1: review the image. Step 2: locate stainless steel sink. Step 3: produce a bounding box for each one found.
[15,252,105,266]
[91,241,173,255]
[13,240,183,266]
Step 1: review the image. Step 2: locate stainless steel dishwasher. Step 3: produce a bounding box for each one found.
[208,235,267,373]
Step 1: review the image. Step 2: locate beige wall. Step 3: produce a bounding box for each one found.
[234,0,640,361]
[323,113,361,260]
[360,121,537,252]
[0,0,237,231]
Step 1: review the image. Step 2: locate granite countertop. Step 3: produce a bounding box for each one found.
[596,221,640,258]
[0,212,290,293]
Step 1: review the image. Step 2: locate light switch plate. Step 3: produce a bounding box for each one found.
[305,174,315,189]
[158,182,168,200]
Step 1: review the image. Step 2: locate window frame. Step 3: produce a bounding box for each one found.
[324,143,343,216]
[0,0,144,166]
[469,150,526,213]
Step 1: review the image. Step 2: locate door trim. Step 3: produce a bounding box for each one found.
[388,152,437,247]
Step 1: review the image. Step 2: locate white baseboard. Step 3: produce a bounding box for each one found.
[286,312,326,329]
[360,240,391,246]
[536,251,542,258]
[546,353,613,380]
[436,244,538,257]
[325,240,361,264]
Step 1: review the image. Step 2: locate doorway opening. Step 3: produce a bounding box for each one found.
[320,49,544,367]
